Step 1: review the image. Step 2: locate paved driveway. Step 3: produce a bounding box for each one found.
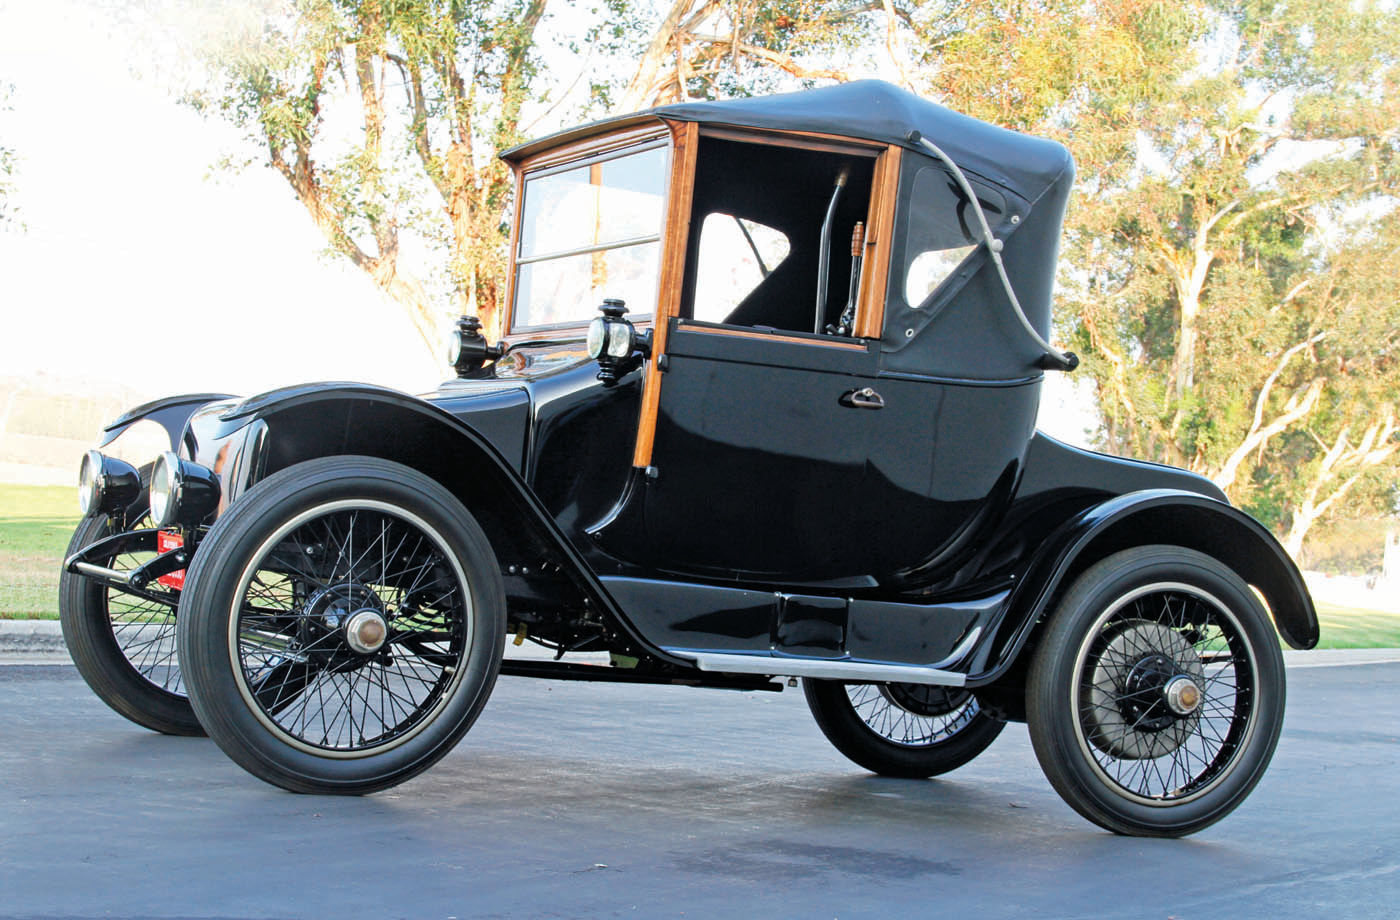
[3,658,1397,919]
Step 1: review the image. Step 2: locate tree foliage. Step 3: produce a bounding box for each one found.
[889,0,1400,556]
[184,0,1400,556]
[1047,0,1400,557]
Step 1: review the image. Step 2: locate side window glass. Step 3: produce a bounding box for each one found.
[512,145,668,331]
[692,212,790,325]
[903,167,1006,308]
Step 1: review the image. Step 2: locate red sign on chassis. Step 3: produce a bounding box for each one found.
[156,530,185,589]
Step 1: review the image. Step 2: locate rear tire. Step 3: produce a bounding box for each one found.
[178,456,506,794]
[1026,545,1285,837]
[804,678,1004,778]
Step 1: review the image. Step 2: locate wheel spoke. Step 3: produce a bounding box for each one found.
[844,682,979,747]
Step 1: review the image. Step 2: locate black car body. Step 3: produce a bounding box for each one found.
[63,81,1317,837]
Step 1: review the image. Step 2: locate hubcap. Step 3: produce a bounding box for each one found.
[1163,675,1202,716]
[344,609,388,654]
[1083,619,1205,760]
[1070,581,1262,806]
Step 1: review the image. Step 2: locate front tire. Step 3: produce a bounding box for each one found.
[178,457,506,794]
[59,501,203,736]
[1026,545,1285,837]
[804,679,1005,778]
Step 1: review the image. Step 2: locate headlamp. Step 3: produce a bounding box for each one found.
[77,450,142,516]
[149,450,222,528]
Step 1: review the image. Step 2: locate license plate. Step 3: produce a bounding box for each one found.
[156,530,185,590]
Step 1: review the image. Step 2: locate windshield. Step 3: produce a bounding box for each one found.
[511,143,669,331]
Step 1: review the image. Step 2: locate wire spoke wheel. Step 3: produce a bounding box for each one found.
[805,677,1004,778]
[1072,585,1254,804]
[1027,545,1285,837]
[846,682,981,748]
[61,489,204,735]
[102,512,184,696]
[178,457,505,794]
[230,502,471,756]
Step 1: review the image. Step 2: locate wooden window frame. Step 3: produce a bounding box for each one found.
[503,121,672,341]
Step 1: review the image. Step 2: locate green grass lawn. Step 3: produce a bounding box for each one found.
[3,483,1400,647]
[0,483,80,619]
[1314,601,1400,649]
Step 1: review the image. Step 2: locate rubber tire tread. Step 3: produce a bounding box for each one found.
[177,456,506,795]
[59,511,204,736]
[803,678,1005,778]
[1025,544,1285,837]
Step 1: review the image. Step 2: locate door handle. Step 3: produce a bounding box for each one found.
[839,387,884,410]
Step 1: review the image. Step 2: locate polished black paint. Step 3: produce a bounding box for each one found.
[90,331,1315,679]
[601,574,996,669]
[593,321,1043,587]
[98,392,235,451]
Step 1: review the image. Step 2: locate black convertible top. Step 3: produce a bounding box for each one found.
[502,80,1072,204]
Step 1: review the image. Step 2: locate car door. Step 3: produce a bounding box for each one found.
[638,321,883,582]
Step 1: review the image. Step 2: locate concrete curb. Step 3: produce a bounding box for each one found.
[0,619,66,660]
[2,619,1398,669]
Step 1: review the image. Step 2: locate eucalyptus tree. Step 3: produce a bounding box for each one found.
[185,0,887,347]
[896,0,1400,557]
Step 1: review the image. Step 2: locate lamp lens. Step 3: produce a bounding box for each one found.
[446,329,463,365]
[605,321,633,359]
[150,452,179,527]
[586,318,607,359]
[78,450,102,514]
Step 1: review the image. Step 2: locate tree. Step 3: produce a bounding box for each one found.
[1053,0,1400,555]
[185,0,560,350]
[891,0,1400,556]
[185,0,890,351]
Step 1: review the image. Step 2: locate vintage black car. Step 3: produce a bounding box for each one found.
[62,81,1317,837]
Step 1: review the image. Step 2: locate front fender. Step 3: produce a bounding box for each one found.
[98,393,236,451]
[967,489,1318,686]
[216,383,685,667]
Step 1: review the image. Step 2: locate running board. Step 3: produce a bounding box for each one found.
[671,650,973,689]
[669,625,982,688]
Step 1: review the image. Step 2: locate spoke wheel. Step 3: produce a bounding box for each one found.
[179,457,505,794]
[804,678,1004,778]
[231,501,472,756]
[60,492,202,736]
[1027,545,1285,837]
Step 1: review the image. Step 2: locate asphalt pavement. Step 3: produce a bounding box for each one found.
[2,650,1397,919]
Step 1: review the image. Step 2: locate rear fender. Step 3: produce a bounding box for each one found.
[967,489,1318,686]
[221,385,682,665]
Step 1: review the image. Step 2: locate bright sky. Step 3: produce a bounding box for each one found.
[0,0,435,399]
[0,0,1096,445]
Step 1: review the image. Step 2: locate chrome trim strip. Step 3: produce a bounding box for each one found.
[670,626,983,688]
[677,653,967,687]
